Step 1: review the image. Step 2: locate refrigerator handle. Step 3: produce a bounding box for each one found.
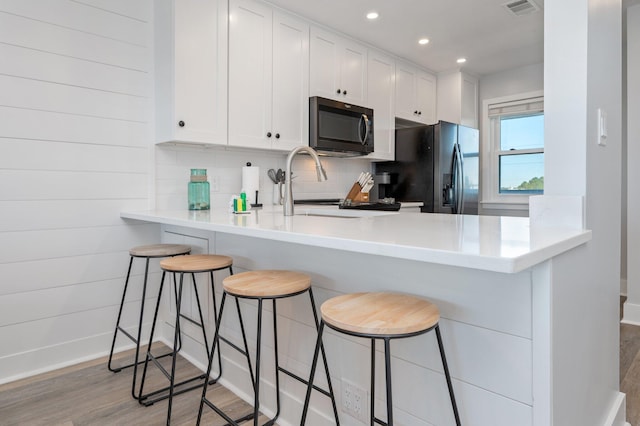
[451,144,459,213]
[457,143,465,214]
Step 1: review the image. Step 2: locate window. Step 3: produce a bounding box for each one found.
[482,92,544,207]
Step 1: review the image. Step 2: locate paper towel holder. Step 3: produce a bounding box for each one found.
[245,162,262,208]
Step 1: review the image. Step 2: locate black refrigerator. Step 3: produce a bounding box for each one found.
[374,121,479,214]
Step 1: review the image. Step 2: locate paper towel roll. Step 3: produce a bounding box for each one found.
[242,165,260,205]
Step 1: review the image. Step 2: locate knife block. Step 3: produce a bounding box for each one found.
[353,191,370,202]
[345,182,370,202]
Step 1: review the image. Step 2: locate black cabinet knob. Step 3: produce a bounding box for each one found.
[178,120,185,127]
[275,133,280,139]
[418,111,422,115]
[336,89,341,94]
[267,132,272,138]
[414,111,418,115]
[343,90,347,95]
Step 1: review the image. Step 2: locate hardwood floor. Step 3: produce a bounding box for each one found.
[621,297,640,426]
[0,347,272,426]
[2,316,640,425]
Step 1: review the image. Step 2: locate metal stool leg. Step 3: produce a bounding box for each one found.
[197,291,255,426]
[308,289,340,422]
[137,270,167,402]
[166,273,185,425]
[384,338,393,426]
[270,299,282,424]
[208,270,222,382]
[301,320,325,425]
[371,338,376,426]
[236,296,255,388]
[137,271,211,413]
[435,325,461,426]
[301,289,340,426]
[107,256,135,373]
[130,257,150,400]
[253,298,263,426]
[197,292,227,425]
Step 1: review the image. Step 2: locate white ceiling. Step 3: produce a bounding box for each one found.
[265,0,545,76]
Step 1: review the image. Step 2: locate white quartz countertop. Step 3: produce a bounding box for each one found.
[121,205,591,274]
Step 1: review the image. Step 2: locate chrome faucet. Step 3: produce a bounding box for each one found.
[284,146,327,216]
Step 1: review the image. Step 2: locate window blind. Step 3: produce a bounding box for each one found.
[488,96,544,118]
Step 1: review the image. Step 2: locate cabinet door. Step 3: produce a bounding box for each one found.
[156,0,227,145]
[271,12,309,151]
[310,28,366,104]
[395,63,418,122]
[367,51,395,161]
[340,39,367,105]
[228,0,273,148]
[309,27,340,100]
[415,71,437,124]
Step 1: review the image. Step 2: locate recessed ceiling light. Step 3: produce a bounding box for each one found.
[366,11,379,20]
[418,38,430,45]
[457,58,467,64]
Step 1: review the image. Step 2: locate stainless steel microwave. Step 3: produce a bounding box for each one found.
[309,96,374,156]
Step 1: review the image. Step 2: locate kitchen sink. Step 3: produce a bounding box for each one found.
[295,208,398,218]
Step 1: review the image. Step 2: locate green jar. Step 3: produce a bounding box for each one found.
[188,169,210,210]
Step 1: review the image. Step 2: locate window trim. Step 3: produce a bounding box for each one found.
[481,90,544,207]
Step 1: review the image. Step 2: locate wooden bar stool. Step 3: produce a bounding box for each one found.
[107,243,191,400]
[196,270,339,426]
[301,292,461,426]
[137,254,233,425]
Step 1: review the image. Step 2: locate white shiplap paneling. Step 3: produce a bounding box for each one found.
[0,252,159,296]
[0,0,149,46]
[0,0,154,381]
[0,42,149,97]
[0,139,148,173]
[0,199,149,232]
[0,106,149,147]
[0,11,149,71]
[0,74,150,122]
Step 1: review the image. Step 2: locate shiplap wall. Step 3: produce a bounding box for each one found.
[0,0,157,383]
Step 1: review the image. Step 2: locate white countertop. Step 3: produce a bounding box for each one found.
[121,205,591,274]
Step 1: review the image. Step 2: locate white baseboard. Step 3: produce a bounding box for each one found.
[0,324,153,386]
[622,300,640,325]
[603,392,627,426]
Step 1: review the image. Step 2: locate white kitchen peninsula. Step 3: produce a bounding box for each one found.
[121,206,593,426]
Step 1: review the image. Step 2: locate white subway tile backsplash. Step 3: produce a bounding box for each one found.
[155,144,373,207]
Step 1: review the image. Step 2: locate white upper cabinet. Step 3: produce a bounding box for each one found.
[395,61,437,125]
[271,10,310,151]
[228,0,309,151]
[437,71,479,128]
[310,27,367,105]
[155,0,227,145]
[366,50,395,161]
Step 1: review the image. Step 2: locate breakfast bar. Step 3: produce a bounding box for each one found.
[121,206,593,426]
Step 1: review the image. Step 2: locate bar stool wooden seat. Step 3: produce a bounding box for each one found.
[138,254,233,425]
[197,270,339,426]
[301,292,461,426]
[107,243,191,400]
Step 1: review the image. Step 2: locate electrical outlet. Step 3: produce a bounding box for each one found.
[342,379,368,423]
[210,175,219,192]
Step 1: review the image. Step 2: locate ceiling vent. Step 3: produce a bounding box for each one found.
[503,0,540,16]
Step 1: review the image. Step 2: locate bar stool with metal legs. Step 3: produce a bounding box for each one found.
[137,254,233,425]
[107,243,191,400]
[302,292,462,426]
[196,270,339,426]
